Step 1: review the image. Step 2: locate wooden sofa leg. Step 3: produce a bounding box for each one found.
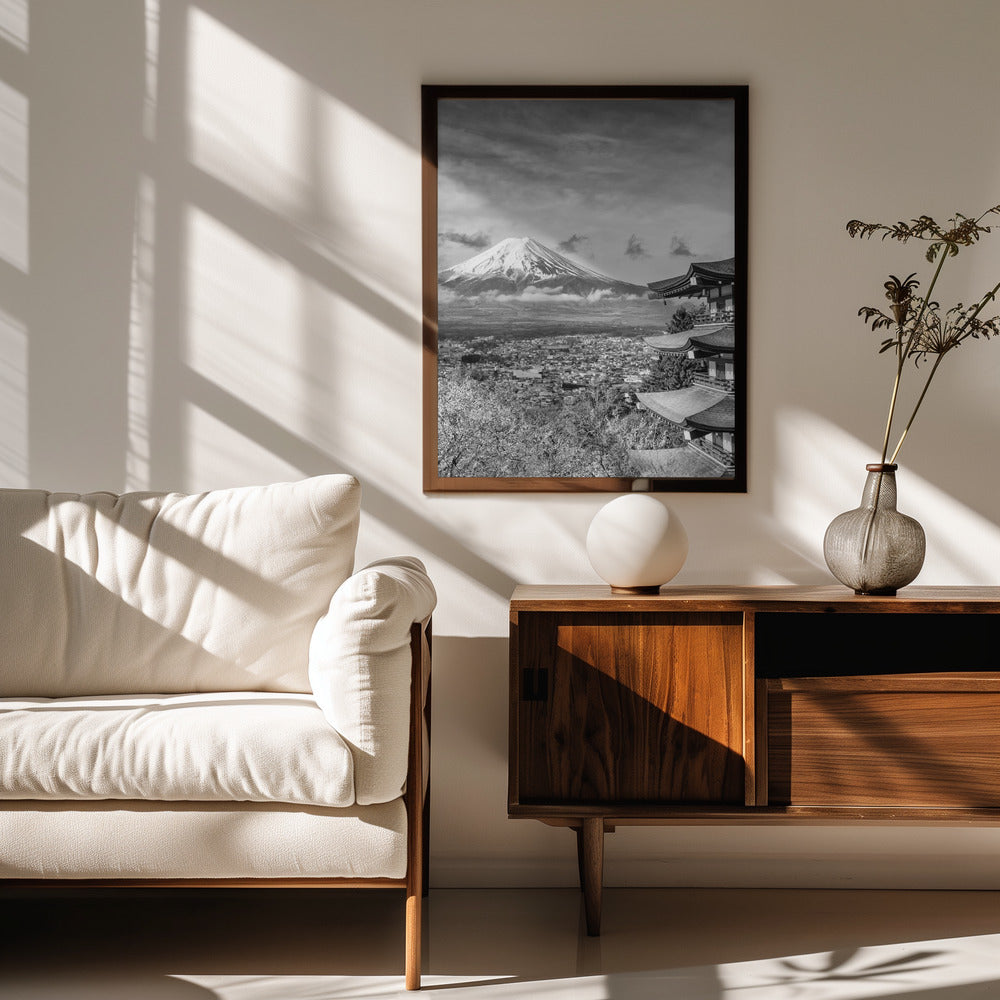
[405,886,422,990]
[406,617,430,989]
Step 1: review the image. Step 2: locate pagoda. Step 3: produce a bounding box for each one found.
[634,258,737,477]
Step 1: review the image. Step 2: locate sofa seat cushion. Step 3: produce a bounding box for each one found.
[0,693,355,808]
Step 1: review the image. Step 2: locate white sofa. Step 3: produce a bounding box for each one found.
[0,474,435,989]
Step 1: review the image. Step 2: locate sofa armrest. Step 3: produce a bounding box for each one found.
[309,557,436,806]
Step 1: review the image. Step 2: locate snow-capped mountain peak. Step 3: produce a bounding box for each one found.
[439,237,646,298]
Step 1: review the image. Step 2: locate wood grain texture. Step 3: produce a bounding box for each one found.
[420,84,441,496]
[518,805,1000,824]
[581,816,604,936]
[510,584,1000,613]
[508,611,522,812]
[754,677,769,807]
[768,673,1000,692]
[742,611,757,806]
[404,618,430,990]
[515,611,745,805]
[509,587,1000,843]
[768,676,1000,808]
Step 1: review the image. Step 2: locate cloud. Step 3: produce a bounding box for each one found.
[625,234,649,259]
[558,233,590,254]
[448,285,646,304]
[501,287,581,302]
[439,230,492,249]
[670,235,695,257]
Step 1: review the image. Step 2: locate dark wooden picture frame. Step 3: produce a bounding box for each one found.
[422,85,748,493]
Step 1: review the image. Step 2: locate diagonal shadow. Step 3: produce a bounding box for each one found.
[0,496,339,696]
[0,34,27,93]
[759,611,1000,807]
[515,612,745,805]
[519,658,745,805]
[1,537,229,697]
[14,493,297,612]
[27,2,146,490]
[0,973,216,1000]
[129,2,516,603]
[0,259,26,321]
[177,160,420,343]
[184,368,518,599]
[768,691,1000,808]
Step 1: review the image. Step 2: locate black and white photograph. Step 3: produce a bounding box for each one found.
[422,85,748,492]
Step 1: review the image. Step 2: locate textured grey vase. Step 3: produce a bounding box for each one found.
[823,463,925,596]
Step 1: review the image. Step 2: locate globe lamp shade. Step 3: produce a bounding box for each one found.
[586,494,688,594]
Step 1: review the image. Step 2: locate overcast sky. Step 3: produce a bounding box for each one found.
[436,96,737,284]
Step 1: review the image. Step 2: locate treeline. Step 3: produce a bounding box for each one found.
[437,377,685,479]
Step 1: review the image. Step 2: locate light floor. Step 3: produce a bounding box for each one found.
[2,886,1000,998]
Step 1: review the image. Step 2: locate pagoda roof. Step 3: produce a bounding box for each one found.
[643,330,695,353]
[685,394,736,432]
[644,323,736,355]
[648,258,737,298]
[690,325,736,352]
[636,385,729,426]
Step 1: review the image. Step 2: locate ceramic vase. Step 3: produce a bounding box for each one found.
[823,463,925,596]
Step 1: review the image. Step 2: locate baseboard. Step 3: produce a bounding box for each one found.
[431,854,1000,890]
[432,858,580,889]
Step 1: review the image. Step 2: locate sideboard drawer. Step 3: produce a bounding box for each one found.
[766,674,1000,808]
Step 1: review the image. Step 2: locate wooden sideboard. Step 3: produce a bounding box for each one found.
[508,585,1000,933]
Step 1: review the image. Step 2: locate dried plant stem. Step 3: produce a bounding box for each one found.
[846,205,1000,589]
[878,351,904,466]
[887,276,1000,464]
[888,354,944,465]
[860,469,884,571]
[878,248,949,464]
[865,249,952,571]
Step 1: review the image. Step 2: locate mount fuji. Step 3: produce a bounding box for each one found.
[439,237,647,299]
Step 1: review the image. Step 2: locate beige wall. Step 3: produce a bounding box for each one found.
[7,0,1000,886]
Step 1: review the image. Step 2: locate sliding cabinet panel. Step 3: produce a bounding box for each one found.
[767,675,1000,807]
[516,612,744,806]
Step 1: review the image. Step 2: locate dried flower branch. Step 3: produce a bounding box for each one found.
[849,204,1000,465]
[847,205,1000,261]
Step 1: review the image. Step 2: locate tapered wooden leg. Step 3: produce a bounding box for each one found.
[581,817,604,936]
[422,672,432,899]
[405,619,428,989]
[405,813,423,991]
[405,889,421,990]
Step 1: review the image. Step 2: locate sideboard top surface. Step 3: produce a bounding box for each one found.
[510,584,1000,614]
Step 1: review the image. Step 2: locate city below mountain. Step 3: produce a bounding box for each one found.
[439,237,648,299]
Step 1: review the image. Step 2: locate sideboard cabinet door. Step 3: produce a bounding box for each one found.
[514,611,745,806]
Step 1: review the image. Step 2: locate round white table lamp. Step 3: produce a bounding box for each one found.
[586,494,688,594]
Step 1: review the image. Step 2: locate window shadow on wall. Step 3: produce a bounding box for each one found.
[20,0,997,613]
[21,0,516,601]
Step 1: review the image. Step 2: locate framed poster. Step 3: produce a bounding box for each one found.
[422,85,748,493]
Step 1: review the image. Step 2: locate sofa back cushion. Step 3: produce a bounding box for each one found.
[0,476,360,696]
